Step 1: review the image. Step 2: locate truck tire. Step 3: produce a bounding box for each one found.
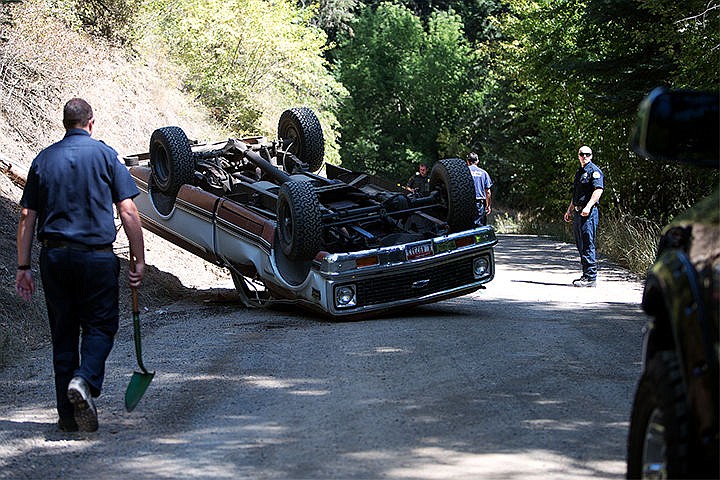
[429,158,476,232]
[150,126,195,196]
[627,351,691,479]
[277,181,323,261]
[278,107,324,173]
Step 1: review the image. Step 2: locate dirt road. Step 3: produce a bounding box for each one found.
[0,234,646,479]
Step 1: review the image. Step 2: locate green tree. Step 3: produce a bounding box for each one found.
[355,0,504,39]
[72,0,140,42]
[478,0,718,221]
[334,2,481,181]
[307,0,359,44]
[640,0,720,90]
[138,0,345,163]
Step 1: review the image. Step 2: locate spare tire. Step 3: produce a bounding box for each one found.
[429,157,476,232]
[278,107,325,173]
[276,181,323,261]
[149,126,195,196]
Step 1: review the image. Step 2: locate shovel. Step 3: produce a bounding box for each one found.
[124,259,154,412]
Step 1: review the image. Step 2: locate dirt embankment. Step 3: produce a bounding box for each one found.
[0,1,229,368]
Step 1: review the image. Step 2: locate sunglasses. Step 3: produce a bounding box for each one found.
[579,152,592,157]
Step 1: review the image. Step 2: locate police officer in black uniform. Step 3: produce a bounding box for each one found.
[15,98,146,432]
[406,162,430,196]
[564,145,604,287]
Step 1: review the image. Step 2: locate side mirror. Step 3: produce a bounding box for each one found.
[630,87,719,167]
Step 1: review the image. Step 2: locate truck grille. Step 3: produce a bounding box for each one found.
[354,256,478,306]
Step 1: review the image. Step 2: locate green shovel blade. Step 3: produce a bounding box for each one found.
[125,370,154,412]
[125,293,154,412]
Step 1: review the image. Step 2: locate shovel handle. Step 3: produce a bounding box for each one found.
[133,311,149,374]
[130,253,139,314]
[129,252,149,374]
[132,287,139,315]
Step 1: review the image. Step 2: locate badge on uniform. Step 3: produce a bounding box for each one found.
[592,171,600,179]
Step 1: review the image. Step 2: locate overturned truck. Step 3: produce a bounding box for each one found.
[127,107,496,319]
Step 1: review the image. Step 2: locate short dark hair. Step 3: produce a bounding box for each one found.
[63,98,93,129]
[466,152,479,164]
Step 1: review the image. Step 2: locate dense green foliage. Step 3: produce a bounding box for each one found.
[11,0,716,225]
[333,3,482,180]
[135,0,346,163]
[346,0,506,42]
[477,0,719,221]
[328,0,718,222]
[70,0,139,42]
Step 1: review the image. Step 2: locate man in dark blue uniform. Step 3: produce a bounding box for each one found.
[15,98,146,432]
[406,162,430,196]
[564,145,604,287]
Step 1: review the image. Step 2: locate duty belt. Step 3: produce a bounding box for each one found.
[42,239,113,252]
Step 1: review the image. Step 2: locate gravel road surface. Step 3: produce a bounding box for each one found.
[0,234,646,479]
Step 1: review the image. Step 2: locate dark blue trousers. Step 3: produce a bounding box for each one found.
[572,207,598,280]
[40,247,120,420]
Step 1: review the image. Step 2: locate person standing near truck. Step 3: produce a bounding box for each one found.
[564,145,604,287]
[466,152,493,226]
[15,98,146,432]
[406,162,430,196]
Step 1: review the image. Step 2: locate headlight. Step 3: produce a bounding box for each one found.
[473,257,489,278]
[335,285,357,308]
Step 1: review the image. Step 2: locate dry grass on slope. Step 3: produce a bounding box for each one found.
[0,1,227,165]
[0,0,231,368]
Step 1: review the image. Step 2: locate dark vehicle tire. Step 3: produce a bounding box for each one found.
[150,126,195,195]
[277,181,323,261]
[429,158,476,232]
[627,351,691,479]
[278,107,324,173]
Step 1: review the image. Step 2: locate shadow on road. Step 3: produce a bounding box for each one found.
[0,233,646,480]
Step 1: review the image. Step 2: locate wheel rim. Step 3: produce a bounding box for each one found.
[641,407,667,479]
[278,201,294,249]
[438,184,449,208]
[430,178,450,214]
[285,128,301,156]
[153,144,170,187]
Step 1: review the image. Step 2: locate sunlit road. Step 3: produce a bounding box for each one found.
[0,234,646,479]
